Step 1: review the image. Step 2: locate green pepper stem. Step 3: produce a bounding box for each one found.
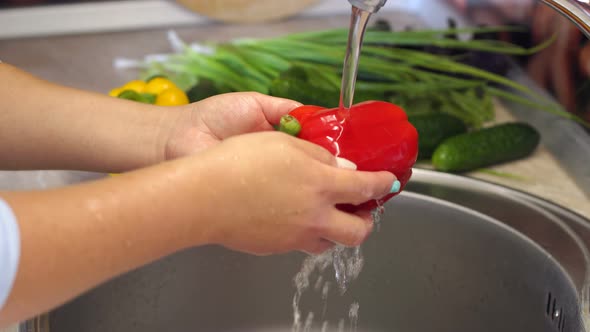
[278,115,301,136]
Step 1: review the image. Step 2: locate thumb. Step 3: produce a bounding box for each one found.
[246,92,302,125]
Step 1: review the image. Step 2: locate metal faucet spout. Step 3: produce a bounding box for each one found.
[348,0,387,13]
[539,0,590,38]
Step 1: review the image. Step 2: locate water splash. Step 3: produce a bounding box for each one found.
[349,302,360,332]
[292,251,333,332]
[321,282,331,318]
[303,312,314,332]
[333,246,364,294]
[372,200,385,232]
[292,245,363,331]
[315,275,324,291]
[292,204,382,331]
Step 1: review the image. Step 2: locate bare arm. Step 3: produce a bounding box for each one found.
[0,159,209,326]
[0,132,394,327]
[0,62,177,172]
[0,63,394,327]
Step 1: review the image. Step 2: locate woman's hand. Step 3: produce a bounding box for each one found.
[0,131,395,324]
[163,92,301,160]
[161,131,396,255]
[0,63,301,172]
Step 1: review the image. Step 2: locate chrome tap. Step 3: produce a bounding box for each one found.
[347,0,387,13]
[539,0,590,38]
[339,0,387,109]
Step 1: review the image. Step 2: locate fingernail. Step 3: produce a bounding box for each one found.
[390,180,401,194]
[335,157,357,170]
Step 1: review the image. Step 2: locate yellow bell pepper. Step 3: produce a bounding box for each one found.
[109,77,189,106]
[145,77,176,95]
[121,80,147,93]
[108,87,126,97]
[155,87,190,106]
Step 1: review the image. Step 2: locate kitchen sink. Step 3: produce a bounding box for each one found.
[19,169,590,332]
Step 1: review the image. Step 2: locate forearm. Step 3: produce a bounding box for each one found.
[0,62,179,172]
[0,161,213,326]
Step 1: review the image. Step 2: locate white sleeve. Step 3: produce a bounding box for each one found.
[0,199,20,311]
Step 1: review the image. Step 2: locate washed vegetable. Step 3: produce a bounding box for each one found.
[432,122,541,172]
[285,101,419,211]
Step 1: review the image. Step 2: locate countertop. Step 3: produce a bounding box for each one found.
[1,9,589,332]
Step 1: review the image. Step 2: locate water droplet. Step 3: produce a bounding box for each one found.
[333,246,364,294]
[303,312,314,332]
[314,275,324,291]
[349,302,360,331]
[321,282,330,300]
[372,202,385,232]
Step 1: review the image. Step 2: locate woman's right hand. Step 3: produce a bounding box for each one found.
[160,131,396,256]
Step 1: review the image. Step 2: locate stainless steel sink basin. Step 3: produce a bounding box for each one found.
[20,169,590,332]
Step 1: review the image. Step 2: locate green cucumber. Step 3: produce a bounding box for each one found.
[408,113,468,159]
[432,122,540,172]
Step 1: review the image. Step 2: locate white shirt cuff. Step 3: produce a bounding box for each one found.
[0,199,20,312]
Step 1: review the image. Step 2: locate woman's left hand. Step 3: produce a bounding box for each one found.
[163,92,301,160]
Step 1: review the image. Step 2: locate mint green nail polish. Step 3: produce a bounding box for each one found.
[390,180,401,194]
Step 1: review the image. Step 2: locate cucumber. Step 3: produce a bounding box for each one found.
[408,113,468,159]
[432,122,540,172]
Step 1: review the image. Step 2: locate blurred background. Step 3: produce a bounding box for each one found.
[447,0,590,121]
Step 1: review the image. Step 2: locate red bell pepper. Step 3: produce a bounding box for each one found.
[281,101,419,212]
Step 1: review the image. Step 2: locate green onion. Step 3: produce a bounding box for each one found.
[128,26,588,128]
